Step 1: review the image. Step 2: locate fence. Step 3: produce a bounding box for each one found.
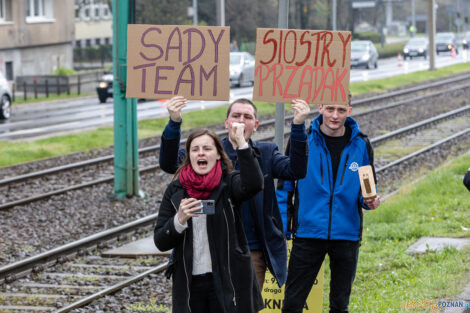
[14,70,108,102]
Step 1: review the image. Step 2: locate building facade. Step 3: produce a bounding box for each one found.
[0,0,75,80]
[74,0,112,48]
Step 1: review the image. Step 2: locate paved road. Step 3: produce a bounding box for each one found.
[1,51,468,141]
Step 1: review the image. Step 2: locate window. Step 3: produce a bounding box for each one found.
[0,0,12,22]
[26,0,54,23]
[5,61,13,81]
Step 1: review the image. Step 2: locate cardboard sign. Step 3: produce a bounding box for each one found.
[126,25,230,100]
[358,165,377,200]
[253,28,351,105]
[261,241,323,313]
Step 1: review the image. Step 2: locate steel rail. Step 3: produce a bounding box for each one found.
[2,98,470,211]
[376,128,470,173]
[2,74,470,187]
[53,262,168,313]
[0,213,158,284]
[2,129,469,310]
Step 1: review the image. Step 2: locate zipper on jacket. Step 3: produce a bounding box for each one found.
[339,154,349,185]
[171,199,192,312]
[320,154,324,185]
[222,205,237,307]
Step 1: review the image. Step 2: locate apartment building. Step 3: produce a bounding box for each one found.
[0,0,75,80]
[74,0,112,49]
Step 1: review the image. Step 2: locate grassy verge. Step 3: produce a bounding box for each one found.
[2,63,470,167]
[12,92,93,105]
[321,153,470,312]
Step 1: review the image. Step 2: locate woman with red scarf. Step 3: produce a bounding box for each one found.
[154,125,264,313]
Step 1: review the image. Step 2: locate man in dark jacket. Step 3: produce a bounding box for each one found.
[159,96,309,290]
[281,96,381,313]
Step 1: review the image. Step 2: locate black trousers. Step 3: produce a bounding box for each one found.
[282,238,360,313]
[189,273,223,313]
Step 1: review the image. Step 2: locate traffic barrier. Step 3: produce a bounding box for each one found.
[451,47,457,58]
[397,53,403,67]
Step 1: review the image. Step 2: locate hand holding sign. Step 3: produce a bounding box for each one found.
[231,122,246,149]
[166,96,187,122]
[291,99,310,125]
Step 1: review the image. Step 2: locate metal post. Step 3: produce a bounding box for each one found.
[192,0,198,26]
[411,0,416,37]
[274,0,289,151]
[216,0,225,26]
[428,0,436,71]
[332,0,337,30]
[112,0,144,199]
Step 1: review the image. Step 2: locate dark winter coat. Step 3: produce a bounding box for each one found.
[159,120,308,287]
[154,147,264,313]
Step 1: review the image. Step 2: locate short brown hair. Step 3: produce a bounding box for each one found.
[226,98,258,119]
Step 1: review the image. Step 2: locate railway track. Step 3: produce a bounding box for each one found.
[2,76,470,211]
[1,76,470,311]
[0,113,469,311]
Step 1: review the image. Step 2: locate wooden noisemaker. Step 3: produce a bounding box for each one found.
[358,165,377,200]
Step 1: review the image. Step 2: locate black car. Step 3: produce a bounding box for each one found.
[435,32,458,55]
[463,33,470,49]
[403,38,428,60]
[96,73,113,103]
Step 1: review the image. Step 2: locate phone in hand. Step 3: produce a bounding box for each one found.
[195,200,215,215]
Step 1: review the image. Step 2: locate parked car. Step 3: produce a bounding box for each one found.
[435,32,458,55]
[350,40,379,69]
[96,72,113,103]
[403,37,429,60]
[0,71,12,120]
[230,52,255,87]
[462,33,470,49]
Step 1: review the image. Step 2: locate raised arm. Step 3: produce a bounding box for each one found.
[159,96,187,174]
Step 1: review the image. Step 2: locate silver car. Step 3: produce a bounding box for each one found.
[350,40,379,70]
[230,52,255,87]
[0,71,12,120]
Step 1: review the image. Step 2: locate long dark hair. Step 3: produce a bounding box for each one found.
[173,128,233,180]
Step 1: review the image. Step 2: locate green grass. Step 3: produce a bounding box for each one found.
[2,63,470,167]
[12,92,93,105]
[320,153,470,312]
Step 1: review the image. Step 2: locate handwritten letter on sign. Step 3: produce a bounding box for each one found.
[253,28,351,105]
[127,25,230,101]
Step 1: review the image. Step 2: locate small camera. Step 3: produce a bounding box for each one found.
[195,200,215,215]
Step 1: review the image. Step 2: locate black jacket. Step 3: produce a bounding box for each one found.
[159,121,308,287]
[154,147,264,313]
[464,169,470,191]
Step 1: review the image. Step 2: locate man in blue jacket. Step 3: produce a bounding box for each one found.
[281,95,381,313]
[159,96,309,292]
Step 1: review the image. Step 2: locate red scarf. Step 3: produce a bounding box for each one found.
[179,160,222,199]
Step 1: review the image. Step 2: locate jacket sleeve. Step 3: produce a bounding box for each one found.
[159,119,186,174]
[230,147,264,203]
[464,169,470,191]
[271,124,308,180]
[154,186,185,252]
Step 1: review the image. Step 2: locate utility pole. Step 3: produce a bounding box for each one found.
[274,0,289,151]
[193,0,198,26]
[216,0,225,26]
[428,0,436,71]
[411,0,416,37]
[112,0,144,199]
[332,0,337,30]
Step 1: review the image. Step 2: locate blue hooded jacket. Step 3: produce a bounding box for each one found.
[277,114,375,241]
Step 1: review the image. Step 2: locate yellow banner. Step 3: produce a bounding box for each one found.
[261,241,324,312]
